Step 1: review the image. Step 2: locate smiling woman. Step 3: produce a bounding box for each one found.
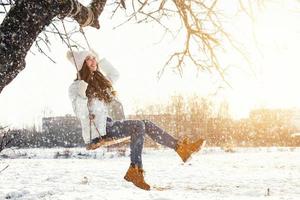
[85,56,97,71]
[66,49,206,190]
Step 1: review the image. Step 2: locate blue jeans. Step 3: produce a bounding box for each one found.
[105,118,178,168]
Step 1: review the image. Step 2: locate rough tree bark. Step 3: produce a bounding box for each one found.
[0,0,107,94]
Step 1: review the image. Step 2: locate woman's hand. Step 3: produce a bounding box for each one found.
[89,113,95,120]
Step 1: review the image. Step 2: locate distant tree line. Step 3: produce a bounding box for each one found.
[1,116,84,148]
[1,95,300,149]
[130,95,300,147]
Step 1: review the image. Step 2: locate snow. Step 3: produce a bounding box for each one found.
[0,147,300,200]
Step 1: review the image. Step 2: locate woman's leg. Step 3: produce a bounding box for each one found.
[106,119,150,190]
[106,119,146,168]
[142,120,178,150]
[141,119,205,163]
[106,119,179,166]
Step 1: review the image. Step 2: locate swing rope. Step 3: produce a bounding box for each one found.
[80,27,92,50]
[61,20,82,80]
[61,19,102,144]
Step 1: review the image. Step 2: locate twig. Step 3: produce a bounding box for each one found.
[0,165,9,174]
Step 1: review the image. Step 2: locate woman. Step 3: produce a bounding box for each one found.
[68,50,205,191]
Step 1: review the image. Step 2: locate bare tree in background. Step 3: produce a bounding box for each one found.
[0,126,15,173]
[0,127,14,153]
[0,0,262,94]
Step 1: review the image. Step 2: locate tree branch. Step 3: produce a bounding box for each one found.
[60,0,108,29]
[0,164,9,174]
[0,0,108,94]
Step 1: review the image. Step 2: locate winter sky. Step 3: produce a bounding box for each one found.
[0,1,299,129]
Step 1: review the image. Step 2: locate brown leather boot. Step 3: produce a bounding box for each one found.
[175,137,205,162]
[124,165,150,191]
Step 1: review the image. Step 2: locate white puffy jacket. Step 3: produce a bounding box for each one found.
[68,58,120,144]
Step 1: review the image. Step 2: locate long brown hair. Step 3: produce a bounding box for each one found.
[77,61,116,103]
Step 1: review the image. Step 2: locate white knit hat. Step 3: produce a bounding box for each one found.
[66,49,100,71]
[67,50,119,83]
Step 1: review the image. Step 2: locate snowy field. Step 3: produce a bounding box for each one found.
[0,147,300,200]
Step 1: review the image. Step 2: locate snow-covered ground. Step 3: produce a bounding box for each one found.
[0,147,299,200]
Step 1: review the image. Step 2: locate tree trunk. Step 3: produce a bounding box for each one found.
[0,0,107,94]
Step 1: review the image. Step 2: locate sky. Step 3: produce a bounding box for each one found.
[0,0,299,129]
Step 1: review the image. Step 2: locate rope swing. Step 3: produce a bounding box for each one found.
[61,19,102,143]
[61,19,130,148]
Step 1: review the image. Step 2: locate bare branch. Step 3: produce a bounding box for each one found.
[34,41,56,64]
[0,0,271,94]
[111,0,229,81]
[0,164,9,174]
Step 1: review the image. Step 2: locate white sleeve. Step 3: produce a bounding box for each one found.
[99,58,120,84]
[77,80,88,98]
[69,80,88,98]
[68,80,89,117]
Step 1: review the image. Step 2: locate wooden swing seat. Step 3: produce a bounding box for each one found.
[86,136,130,150]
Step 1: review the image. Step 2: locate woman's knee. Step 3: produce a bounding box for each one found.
[142,119,155,130]
[141,119,152,125]
[126,120,145,134]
